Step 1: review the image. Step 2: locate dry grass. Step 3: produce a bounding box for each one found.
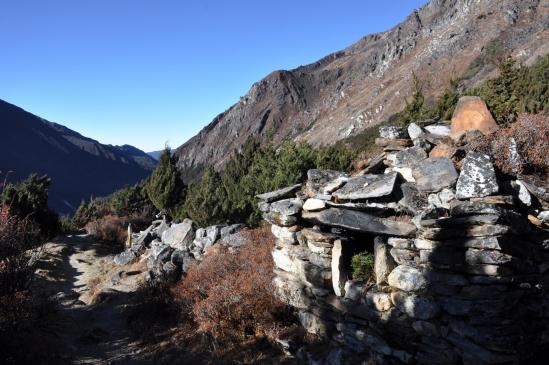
[468,113,549,175]
[85,215,128,248]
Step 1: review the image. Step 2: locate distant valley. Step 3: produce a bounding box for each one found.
[0,99,157,215]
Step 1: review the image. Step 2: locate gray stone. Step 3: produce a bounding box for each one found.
[391,166,415,182]
[407,123,424,140]
[515,180,532,206]
[364,291,393,312]
[149,243,173,268]
[219,231,248,248]
[538,211,549,223]
[271,225,298,244]
[305,170,349,197]
[387,237,414,249]
[374,237,397,285]
[322,177,349,194]
[256,184,301,202]
[390,248,419,266]
[273,275,311,309]
[391,292,440,320]
[413,157,458,192]
[387,265,427,292]
[455,152,499,199]
[465,248,513,265]
[419,224,510,240]
[114,250,136,265]
[205,225,221,242]
[257,201,270,213]
[424,124,451,136]
[298,311,331,336]
[301,228,338,243]
[398,182,429,215]
[428,188,455,209]
[331,240,348,297]
[332,172,398,201]
[302,208,416,237]
[262,211,298,227]
[394,146,427,168]
[412,321,440,337]
[270,198,303,216]
[195,228,205,239]
[379,126,408,139]
[171,249,193,272]
[344,280,365,301]
[162,219,195,250]
[220,223,245,238]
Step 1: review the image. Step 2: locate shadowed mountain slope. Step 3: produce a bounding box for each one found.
[0,99,156,214]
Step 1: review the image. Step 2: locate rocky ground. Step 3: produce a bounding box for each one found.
[31,234,177,365]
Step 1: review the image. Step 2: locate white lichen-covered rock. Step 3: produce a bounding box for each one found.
[162,219,195,250]
[379,126,408,139]
[515,180,532,206]
[322,176,349,194]
[408,123,424,140]
[424,124,451,136]
[388,265,427,292]
[392,166,415,182]
[428,188,455,209]
[365,291,393,311]
[455,152,499,199]
[303,198,326,212]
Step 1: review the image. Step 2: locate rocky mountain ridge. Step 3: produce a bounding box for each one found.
[0,99,157,214]
[174,0,549,174]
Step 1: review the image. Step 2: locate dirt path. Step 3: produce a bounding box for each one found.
[32,234,162,365]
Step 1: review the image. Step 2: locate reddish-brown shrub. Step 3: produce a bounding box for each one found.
[85,215,128,247]
[172,226,286,343]
[468,113,549,175]
[0,206,42,296]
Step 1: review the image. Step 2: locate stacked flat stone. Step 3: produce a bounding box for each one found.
[260,114,549,364]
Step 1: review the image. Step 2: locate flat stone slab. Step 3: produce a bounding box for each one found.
[256,184,302,203]
[413,157,458,192]
[302,208,416,237]
[394,146,428,168]
[305,170,349,197]
[455,152,499,199]
[332,172,398,201]
[375,138,413,147]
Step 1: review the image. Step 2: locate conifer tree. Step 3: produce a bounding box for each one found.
[146,147,185,216]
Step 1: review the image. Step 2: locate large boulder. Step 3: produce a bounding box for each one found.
[450,96,499,140]
[412,157,458,192]
[220,223,245,238]
[455,152,499,199]
[393,147,427,168]
[162,219,195,250]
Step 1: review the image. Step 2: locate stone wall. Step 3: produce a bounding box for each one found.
[259,114,549,364]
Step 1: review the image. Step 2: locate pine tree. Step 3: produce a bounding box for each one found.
[145,147,185,216]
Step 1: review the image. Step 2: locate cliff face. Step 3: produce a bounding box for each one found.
[174,0,549,173]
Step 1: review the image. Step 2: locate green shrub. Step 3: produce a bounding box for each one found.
[1,174,59,238]
[351,252,375,282]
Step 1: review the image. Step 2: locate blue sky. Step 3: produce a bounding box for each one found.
[1,0,429,152]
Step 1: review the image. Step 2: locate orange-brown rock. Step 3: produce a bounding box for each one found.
[429,143,455,158]
[450,96,499,141]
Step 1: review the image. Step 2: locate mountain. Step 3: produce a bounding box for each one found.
[174,0,549,173]
[0,99,157,215]
[147,149,175,161]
